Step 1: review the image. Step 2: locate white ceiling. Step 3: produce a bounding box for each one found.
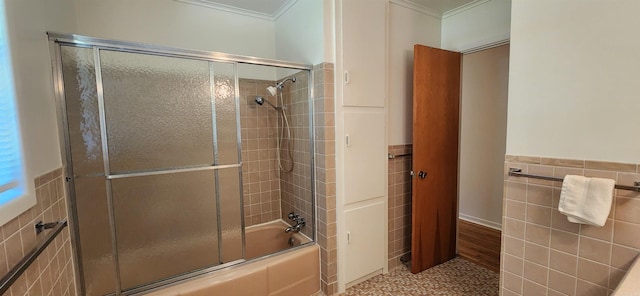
[180,0,480,20]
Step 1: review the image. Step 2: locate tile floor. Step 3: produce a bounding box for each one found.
[344,257,499,295]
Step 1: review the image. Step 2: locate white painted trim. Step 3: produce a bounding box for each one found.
[461,38,510,55]
[459,214,502,230]
[388,0,441,19]
[173,0,298,21]
[272,0,299,20]
[443,0,491,19]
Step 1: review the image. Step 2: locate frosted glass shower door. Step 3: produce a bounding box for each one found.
[99,50,221,291]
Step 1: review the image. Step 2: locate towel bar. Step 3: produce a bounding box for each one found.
[0,220,67,294]
[508,168,640,192]
[388,153,412,159]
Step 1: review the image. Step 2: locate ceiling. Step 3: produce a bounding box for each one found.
[178,0,481,20]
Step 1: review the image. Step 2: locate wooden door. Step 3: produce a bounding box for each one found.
[411,44,461,274]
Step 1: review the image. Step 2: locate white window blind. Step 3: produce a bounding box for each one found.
[0,2,24,205]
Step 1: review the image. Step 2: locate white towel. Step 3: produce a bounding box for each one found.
[558,175,615,227]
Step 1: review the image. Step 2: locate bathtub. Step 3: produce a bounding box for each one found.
[145,220,319,296]
[246,220,312,259]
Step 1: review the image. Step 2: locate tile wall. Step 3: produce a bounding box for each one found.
[501,156,640,296]
[387,144,412,271]
[0,168,76,295]
[239,79,282,226]
[279,71,314,238]
[313,63,338,295]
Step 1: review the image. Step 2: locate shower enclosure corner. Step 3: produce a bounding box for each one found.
[49,33,315,296]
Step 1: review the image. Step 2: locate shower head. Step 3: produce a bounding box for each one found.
[266,77,297,96]
[254,96,279,110]
[267,86,277,97]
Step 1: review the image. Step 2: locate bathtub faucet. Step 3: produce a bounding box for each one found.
[285,212,306,233]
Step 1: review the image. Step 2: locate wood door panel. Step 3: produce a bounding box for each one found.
[411,45,461,274]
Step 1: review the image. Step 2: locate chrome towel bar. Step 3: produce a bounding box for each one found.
[0,220,68,294]
[508,168,640,192]
[388,153,412,159]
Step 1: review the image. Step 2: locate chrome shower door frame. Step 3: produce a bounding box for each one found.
[48,32,315,296]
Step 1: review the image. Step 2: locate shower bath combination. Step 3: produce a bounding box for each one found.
[254,77,296,173]
[51,32,316,295]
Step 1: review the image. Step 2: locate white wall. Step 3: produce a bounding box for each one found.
[388,3,440,145]
[459,45,509,229]
[73,0,276,59]
[507,0,640,164]
[441,0,511,52]
[274,0,325,65]
[3,0,76,224]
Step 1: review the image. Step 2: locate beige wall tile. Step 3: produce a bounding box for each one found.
[613,221,640,249]
[583,169,617,180]
[502,287,519,296]
[505,181,527,202]
[608,267,627,290]
[585,160,636,173]
[504,218,526,239]
[553,167,585,187]
[523,260,547,286]
[581,219,613,242]
[610,244,640,270]
[525,223,550,246]
[524,242,549,267]
[615,197,640,224]
[575,279,608,296]
[547,288,566,296]
[541,157,584,168]
[523,279,546,295]
[505,155,541,164]
[577,258,610,287]
[578,237,611,265]
[503,235,525,257]
[526,185,553,207]
[616,173,640,198]
[525,204,551,227]
[527,165,554,186]
[502,271,523,294]
[548,269,576,295]
[503,253,524,275]
[506,200,526,221]
[549,249,577,276]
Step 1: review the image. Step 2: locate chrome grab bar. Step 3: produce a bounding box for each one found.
[0,220,68,294]
[508,168,640,192]
[388,153,412,159]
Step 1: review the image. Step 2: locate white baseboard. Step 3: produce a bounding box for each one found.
[458,214,501,231]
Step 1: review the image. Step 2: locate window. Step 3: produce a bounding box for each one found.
[0,3,25,207]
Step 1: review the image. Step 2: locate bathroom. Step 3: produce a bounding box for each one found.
[1,0,640,296]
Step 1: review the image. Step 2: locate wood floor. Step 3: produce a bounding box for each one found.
[457,219,501,272]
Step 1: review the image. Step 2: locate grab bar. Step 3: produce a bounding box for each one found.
[0,220,68,294]
[388,153,412,159]
[508,168,640,192]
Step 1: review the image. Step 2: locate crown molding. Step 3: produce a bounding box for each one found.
[461,38,509,55]
[273,0,299,20]
[389,0,442,19]
[174,0,299,21]
[443,0,491,19]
